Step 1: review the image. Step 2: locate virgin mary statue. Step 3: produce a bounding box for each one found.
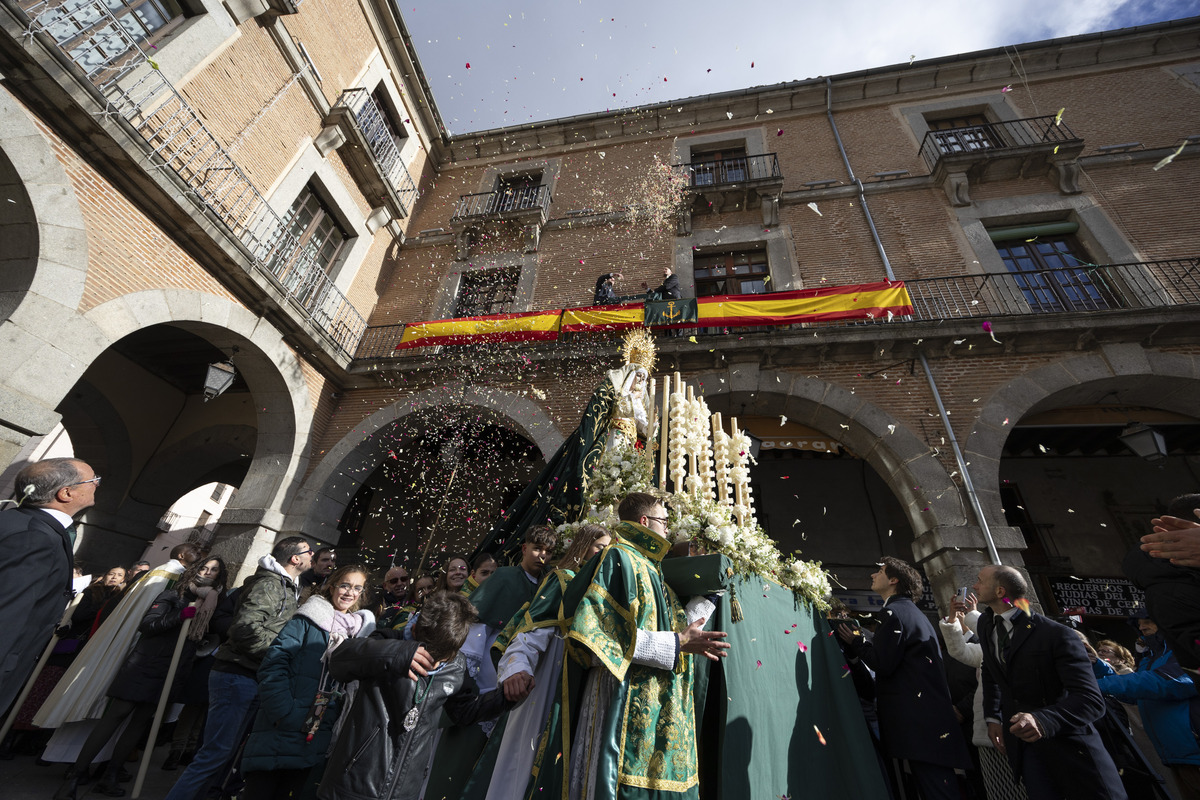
[475,328,656,563]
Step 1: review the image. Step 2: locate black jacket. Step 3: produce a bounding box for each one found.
[0,507,73,712]
[853,596,972,768]
[650,272,681,300]
[979,608,1126,797]
[318,630,511,800]
[106,589,234,704]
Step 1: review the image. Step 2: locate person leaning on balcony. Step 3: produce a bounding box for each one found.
[593,271,623,305]
[646,265,681,301]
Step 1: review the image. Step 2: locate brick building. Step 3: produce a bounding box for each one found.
[3,3,1199,622]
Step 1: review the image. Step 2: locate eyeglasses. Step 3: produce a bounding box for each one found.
[385,576,410,584]
[644,515,669,525]
[71,476,101,487]
[335,583,365,595]
[298,549,315,556]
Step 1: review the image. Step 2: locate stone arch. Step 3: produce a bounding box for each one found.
[289,383,565,543]
[0,91,91,461]
[80,289,315,524]
[686,364,966,538]
[963,343,1200,531]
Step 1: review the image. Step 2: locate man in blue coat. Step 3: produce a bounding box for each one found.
[839,557,972,799]
[0,458,97,714]
[975,564,1127,800]
[1096,615,1200,798]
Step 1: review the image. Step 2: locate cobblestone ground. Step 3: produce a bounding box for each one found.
[0,744,181,800]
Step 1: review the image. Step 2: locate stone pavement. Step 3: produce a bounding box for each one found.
[0,744,181,800]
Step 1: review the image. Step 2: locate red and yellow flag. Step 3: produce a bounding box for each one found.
[695,282,912,327]
[395,309,562,349]
[560,302,645,332]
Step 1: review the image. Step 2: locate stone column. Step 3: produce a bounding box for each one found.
[912,523,1033,614]
[209,507,288,584]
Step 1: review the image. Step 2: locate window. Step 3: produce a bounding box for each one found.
[694,249,770,297]
[369,87,408,153]
[690,146,748,186]
[454,267,521,317]
[993,234,1112,313]
[494,173,543,213]
[195,510,211,528]
[285,185,348,273]
[209,483,226,502]
[278,184,349,311]
[927,114,1000,155]
[29,0,188,73]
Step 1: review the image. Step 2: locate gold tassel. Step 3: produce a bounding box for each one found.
[729,584,744,623]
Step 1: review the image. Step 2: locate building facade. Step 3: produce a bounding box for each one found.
[3,4,1199,622]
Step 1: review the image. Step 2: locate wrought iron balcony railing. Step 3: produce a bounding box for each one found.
[918,115,1082,172]
[681,153,781,188]
[353,258,1200,357]
[21,0,366,358]
[331,88,419,216]
[897,258,1198,321]
[452,184,552,221]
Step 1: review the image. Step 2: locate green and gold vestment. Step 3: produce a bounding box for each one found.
[567,521,697,799]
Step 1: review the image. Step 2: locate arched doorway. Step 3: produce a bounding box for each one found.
[966,346,1200,644]
[335,407,544,573]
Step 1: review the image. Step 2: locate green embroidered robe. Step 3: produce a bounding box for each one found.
[566,522,697,799]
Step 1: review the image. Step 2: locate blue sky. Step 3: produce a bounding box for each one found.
[400,0,1198,134]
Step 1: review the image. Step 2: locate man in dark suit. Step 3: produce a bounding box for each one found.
[648,266,681,300]
[839,557,972,799]
[0,458,97,713]
[974,564,1127,800]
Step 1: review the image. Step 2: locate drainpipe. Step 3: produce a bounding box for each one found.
[918,353,1001,565]
[825,77,895,282]
[824,78,1000,565]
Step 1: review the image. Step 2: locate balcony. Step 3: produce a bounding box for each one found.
[452,184,553,224]
[895,258,1196,321]
[324,88,419,219]
[18,0,367,359]
[677,153,784,231]
[918,116,1085,206]
[351,257,1200,362]
[449,184,553,257]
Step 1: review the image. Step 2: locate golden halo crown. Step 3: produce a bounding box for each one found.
[621,328,657,373]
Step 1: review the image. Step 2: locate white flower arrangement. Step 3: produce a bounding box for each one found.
[667,491,832,612]
[581,441,654,527]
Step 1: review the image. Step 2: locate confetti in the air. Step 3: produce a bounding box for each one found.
[1153,141,1188,171]
[1001,84,1012,93]
[807,202,822,216]
[814,725,827,745]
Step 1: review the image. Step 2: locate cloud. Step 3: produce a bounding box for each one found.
[402,0,1191,133]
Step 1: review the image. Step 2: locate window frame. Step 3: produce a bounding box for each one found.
[453,266,522,317]
[693,248,771,297]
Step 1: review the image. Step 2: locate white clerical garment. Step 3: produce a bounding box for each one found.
[484,627,565,800]
[35,559,186,762]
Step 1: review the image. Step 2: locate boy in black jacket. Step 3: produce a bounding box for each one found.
[318,591,518,800]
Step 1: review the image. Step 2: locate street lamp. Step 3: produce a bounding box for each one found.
[203,349,238,402]
[1118,422,1168,463]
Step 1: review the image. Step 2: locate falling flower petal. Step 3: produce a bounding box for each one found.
[797,641,808,653]
[1154,141,1188,171]
[807,202,822,216]
[1000,84,1012,93]
[814,725,827,745]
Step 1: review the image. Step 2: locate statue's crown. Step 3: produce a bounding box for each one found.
[621,328,657,373]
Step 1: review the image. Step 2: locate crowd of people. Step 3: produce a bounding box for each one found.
[2,456,1198,800]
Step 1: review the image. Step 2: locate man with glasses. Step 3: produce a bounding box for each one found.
[567,492,729,800]
[0,458,98,714]
[165,537,311,800]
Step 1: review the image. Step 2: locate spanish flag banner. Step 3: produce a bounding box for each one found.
[560,303,646,332]
[695,281,912,327]
[395,309,562,349]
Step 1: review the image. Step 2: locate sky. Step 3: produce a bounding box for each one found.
[400,0,1198,134]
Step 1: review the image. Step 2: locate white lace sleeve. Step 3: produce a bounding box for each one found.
[497,626,555,683]
[631,629,678,670]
